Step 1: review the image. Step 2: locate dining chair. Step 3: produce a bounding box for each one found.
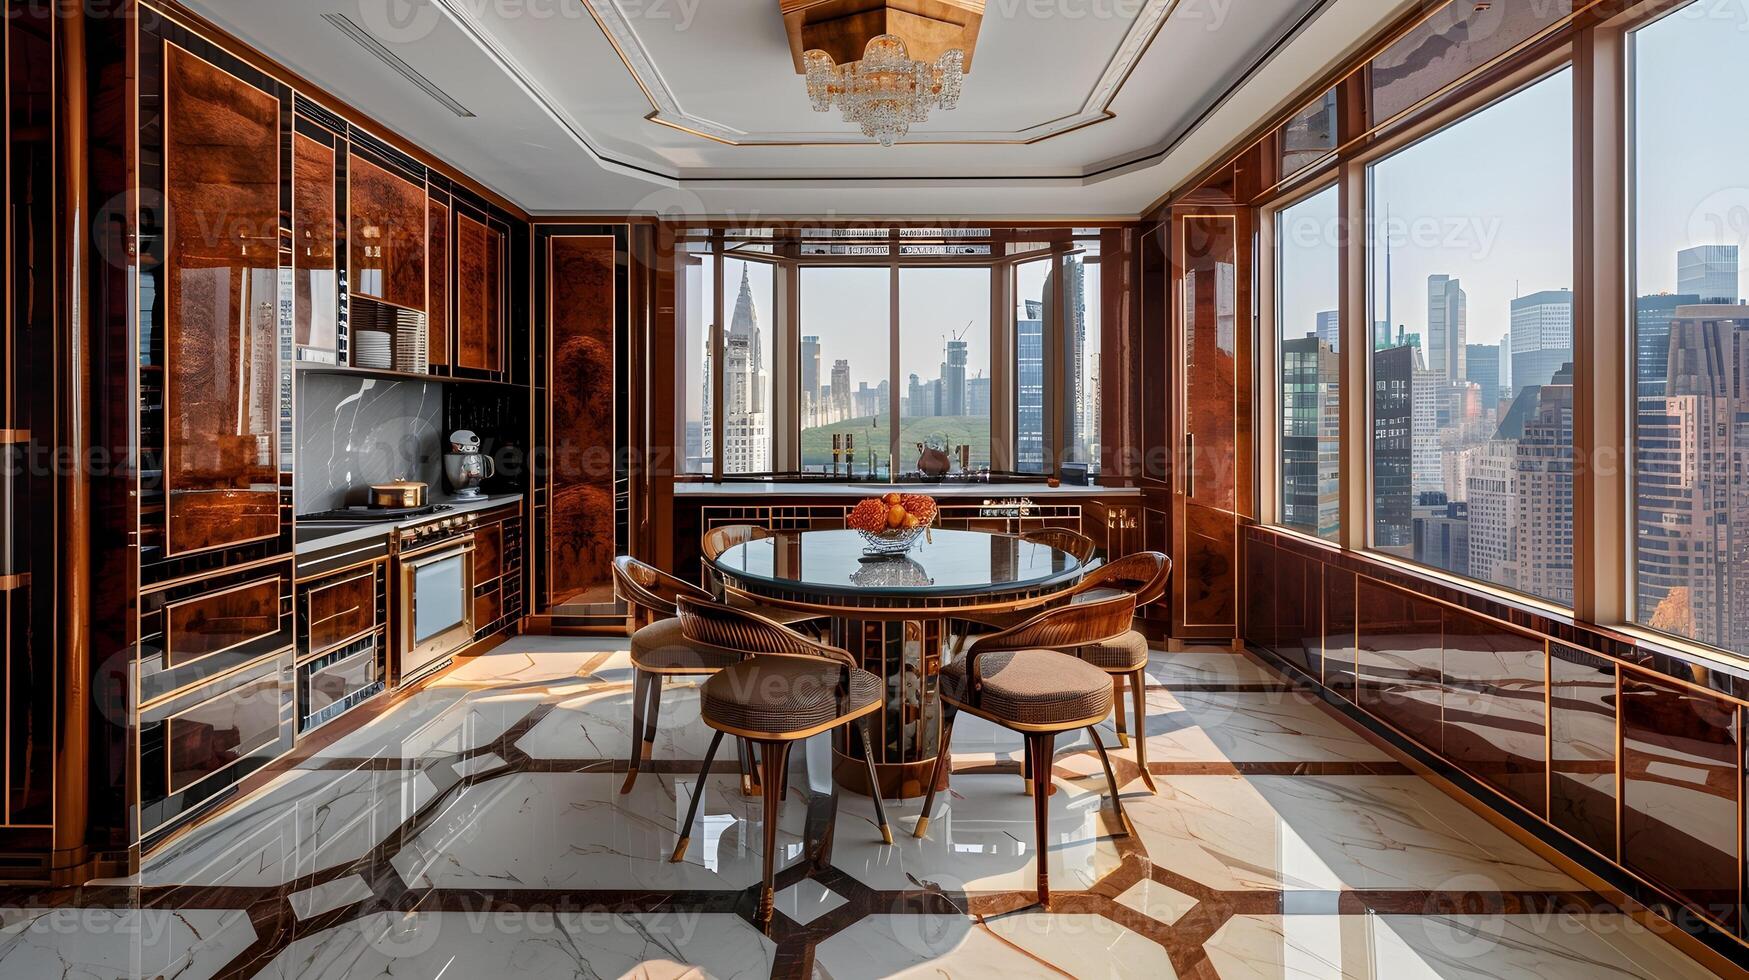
[916,592,1137,909]
[667,596,893,927]
[700,524,829,632]
[1064,551,1171,793]
[612,556,763,797]
[1019,526,1097,565]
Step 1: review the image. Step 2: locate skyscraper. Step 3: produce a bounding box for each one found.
[1636,304,1749,654]
[1677,245,1740,304]
[707,267,770,473]
[943,339,968,416]
[1281,335,1341,539]
[1427,275,1467,382]
[1316,310,1341,352]
[1634,293,1699,398]
[800,334,822,426]
[1373,344,1417,552]
[1464,342,1504,407]
[1510,288,1574,391]
[830,359,851,422]
[1515,364,1574,605]
[1017,299,1045,471]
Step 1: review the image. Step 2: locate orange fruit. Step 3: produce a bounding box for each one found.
[884,492,903,506]
[887,505,907,529]
[902,513,921,529]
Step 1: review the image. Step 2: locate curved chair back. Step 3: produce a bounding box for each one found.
[702,524,772,563]
[613,555,712,623]
[1075,551,1171,609]
[676,596,857,670]
[970,591,1138,656]
[1019,527,1096,565]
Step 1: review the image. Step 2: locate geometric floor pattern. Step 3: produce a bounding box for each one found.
[0,639,1720,978]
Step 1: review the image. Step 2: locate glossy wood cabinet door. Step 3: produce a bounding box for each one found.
[429,199,450,366]
[163,45,282,556]
[348,154,427,311]
[457,213,503,372]
[293,132,339,354]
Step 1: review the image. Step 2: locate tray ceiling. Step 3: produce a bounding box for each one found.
[175,0,1413,216]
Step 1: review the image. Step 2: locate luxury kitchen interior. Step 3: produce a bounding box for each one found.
[8,0,1749,977]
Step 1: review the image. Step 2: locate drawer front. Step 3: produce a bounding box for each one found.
[300,637,383,732]
[166,673,283,796]
[167,577,280,669]
[306,569,377,655]
[473,522,502,583]
[473,588,501,635]
[139,652,294,841]
[141,564,294,705]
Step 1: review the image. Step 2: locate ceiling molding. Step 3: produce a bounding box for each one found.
[583,0,1180,146]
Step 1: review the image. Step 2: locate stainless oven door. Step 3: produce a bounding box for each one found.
[399,537,475,685]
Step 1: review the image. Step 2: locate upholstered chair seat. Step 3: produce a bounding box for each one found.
[941,650,1112,727]
[701,656,881,735]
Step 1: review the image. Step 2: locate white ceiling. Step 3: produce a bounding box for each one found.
[178,0,1417,217]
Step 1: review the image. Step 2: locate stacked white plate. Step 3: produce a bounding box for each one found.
[354,330,392,369]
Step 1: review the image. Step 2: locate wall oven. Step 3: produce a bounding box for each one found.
[397,531,476,685]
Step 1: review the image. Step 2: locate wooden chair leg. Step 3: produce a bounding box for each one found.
[1131,667,1156,794]
[670,729,726,862]
[913,707,957,838]
[1022,737,1034,795]
[620,670,650,794]
[1112,673,1130,748]
[1028,731,1056,909]
[852,718,893,845]
[1086,725,1134,838]
[755,740,793,926]
[737,738,761,797]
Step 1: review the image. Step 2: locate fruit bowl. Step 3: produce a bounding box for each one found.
[847,492,938,557]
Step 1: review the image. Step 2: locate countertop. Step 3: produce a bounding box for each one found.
[293,493,523,556]
[672,481,1141,498]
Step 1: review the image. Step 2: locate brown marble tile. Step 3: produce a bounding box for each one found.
[1550,644,1617,859]
[1356,579,1443,752]
[1440,609,1546,816]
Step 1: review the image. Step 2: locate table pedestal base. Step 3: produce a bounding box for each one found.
[829,615,951,800]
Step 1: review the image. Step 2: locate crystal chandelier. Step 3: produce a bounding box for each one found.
[804,34,965,147]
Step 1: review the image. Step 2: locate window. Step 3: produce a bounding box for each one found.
[899,267,992,472]
[1631,7,1749,655]
[677,242,713,474]
[799,267,890,478]
[1367,69,1574,605]
[1276,185,1341,542]
[1015,258,1051,473]
[718,259,775,475]
[1076,252,1103,473]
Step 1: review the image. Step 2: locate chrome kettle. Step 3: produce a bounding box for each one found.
[444,429,496,500]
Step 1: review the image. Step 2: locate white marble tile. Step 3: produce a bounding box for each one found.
[315,688,543,760]
[0,907,255,980]
[833,772,1125,895]
[1116,878,1200,927]
[140,767,438,888]
[1145,650,1283,687]
[1205,913,1716,980]
[1136,688,1390,763]
[390,771,812,891]
[432,637,624,688]
[257,911,774,980]
[452,752,508,778]
[288,874,375,920]
[1130,775,1577,893]
[515,681,716,762]
[983,912,1176,978]
[813,913,1053,978]
[773,878,847,925]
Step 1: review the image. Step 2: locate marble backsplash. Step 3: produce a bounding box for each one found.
[297,374,443,514]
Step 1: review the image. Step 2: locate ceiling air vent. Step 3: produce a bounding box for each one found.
[322,12,476,118]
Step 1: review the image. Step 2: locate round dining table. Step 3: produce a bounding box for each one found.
[710,528,1087,799]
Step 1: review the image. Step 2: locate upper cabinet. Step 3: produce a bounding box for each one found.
[348,154,427,312]
[457,212,504,373]
[429,198,451,367]
[161,44,283,557]
[293,130,339,356]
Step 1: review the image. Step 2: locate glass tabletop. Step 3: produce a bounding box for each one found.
[712,529,1085,599]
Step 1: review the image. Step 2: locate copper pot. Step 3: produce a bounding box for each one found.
[370,480,429,509]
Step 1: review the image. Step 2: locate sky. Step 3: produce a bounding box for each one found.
[1282,3,1749,352]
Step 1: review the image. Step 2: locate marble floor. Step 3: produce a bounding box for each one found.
[0,639,1725,979]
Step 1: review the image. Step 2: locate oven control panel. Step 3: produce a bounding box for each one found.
[400,511,481,548]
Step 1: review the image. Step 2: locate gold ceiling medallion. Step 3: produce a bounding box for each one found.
[781,1,984,146]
